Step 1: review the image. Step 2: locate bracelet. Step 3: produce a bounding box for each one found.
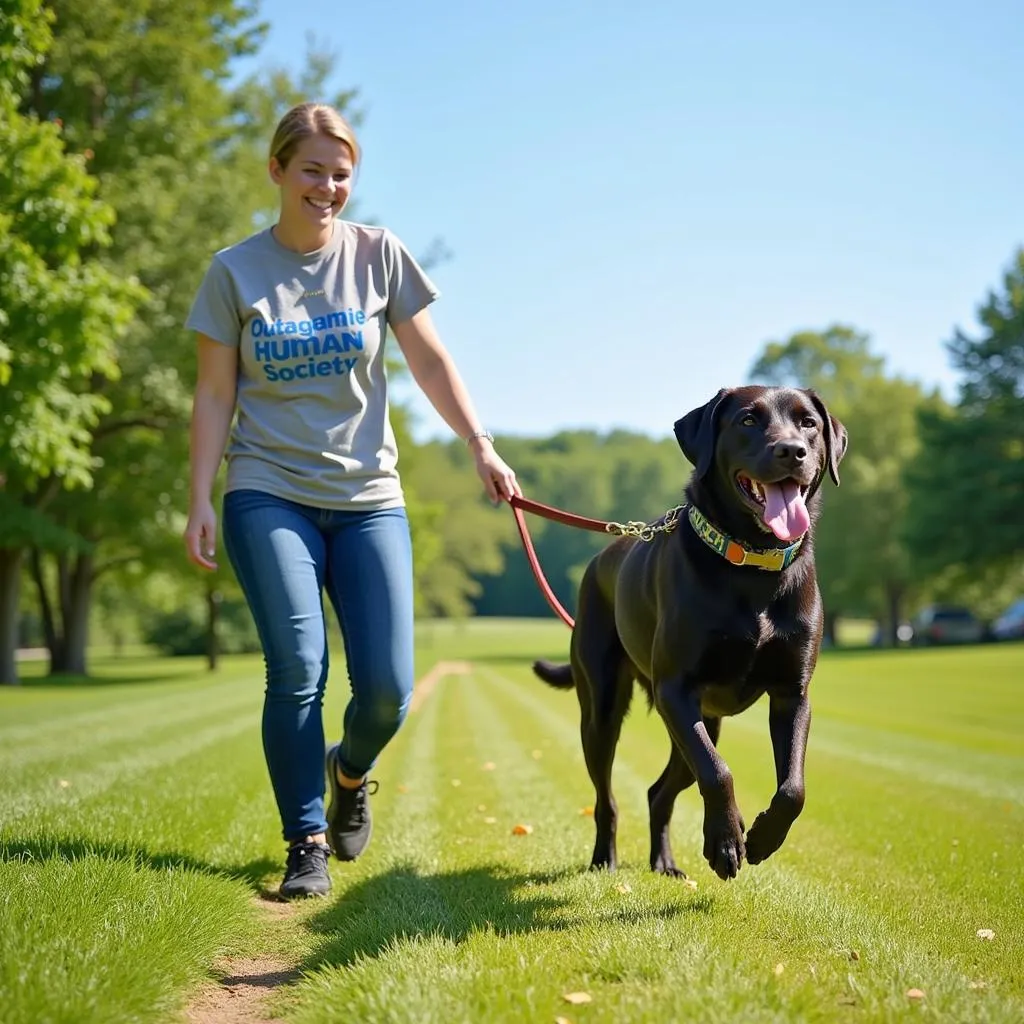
[464,429,494,445]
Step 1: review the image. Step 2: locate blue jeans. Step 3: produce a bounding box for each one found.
[222,489,415,842]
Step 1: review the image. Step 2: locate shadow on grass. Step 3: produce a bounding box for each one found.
[300,861,714,973]
[0,832,279,891]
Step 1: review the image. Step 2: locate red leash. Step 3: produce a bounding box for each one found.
[506,494,615,629]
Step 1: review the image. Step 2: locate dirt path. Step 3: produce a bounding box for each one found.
[182,660,471,1023]
[409,659,472,712]
[184,955,299,1024]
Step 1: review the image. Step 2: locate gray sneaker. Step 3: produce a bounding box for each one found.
[279,841,332,900]
[325,743,379,861]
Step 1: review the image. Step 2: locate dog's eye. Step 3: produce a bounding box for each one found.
[741,414,756,427]
[801,415,818,429]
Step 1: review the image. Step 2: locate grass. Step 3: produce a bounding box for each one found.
[1,621,1022,1023]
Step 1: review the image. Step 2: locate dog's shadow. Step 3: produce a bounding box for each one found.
[301,861,715,972]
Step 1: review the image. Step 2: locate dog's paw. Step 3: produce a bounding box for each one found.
[745,808,791,865]
[702,815,746,880]
[651,854,688,879]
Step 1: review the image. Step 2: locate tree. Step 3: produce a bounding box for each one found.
[0,0,145,684]
[905,248,1024,582]
[17,3,382,675]
[12,0,272,675]
[750,326,945,644]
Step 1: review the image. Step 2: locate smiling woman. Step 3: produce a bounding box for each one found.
[267,104,359,253]
[180,101,523,901]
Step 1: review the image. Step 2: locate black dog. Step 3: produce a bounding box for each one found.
[533,386,847,881]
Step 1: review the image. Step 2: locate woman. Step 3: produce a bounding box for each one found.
[183,102,520,899]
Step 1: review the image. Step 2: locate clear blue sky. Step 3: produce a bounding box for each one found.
[235,0,1023,443]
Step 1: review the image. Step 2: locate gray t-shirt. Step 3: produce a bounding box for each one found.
[185,220,439,510]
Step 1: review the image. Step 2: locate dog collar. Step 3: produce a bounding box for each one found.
[687,505,803,571]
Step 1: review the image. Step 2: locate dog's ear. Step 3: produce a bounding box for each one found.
[674,388,731,478]
[806,390,848,486]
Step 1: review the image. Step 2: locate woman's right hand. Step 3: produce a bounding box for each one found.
[184,499,219,571]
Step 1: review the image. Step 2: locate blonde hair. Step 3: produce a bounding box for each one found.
[269,103,360,169]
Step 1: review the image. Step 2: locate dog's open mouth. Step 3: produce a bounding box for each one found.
[736,474,810,542]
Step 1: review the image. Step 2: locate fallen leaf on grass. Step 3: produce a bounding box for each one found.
[579,806,594,816]
[397,784,409,793]
[451,779,461,787]
[968,980,988,991]
[555,1018,573,1024]
[849,949,860,961]
[976,928,995,940]
[773,963,785,977]
[512,823,534,835]
[562,992,592,1005]
[482,761,496,771]
[484,817,497,824]
[58,780,70,788]
[683,878,698,890]
[615,883,632,894]
[906,988,925,1001]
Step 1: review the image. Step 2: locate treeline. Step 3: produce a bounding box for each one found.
[402,304,1024,644]
[2,0,1022,685]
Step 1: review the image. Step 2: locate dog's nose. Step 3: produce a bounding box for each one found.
[773,440,807,463]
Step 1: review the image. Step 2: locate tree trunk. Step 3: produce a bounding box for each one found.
[206,585,221,671]
[54,551,93,676]
[30,547,65,672]
[0,548,24,685]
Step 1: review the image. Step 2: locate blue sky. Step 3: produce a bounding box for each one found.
[235,0,1023,442]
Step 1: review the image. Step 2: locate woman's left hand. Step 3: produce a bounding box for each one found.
[472,444,522,504]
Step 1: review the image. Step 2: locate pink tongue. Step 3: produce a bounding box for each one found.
[762,481,810,541]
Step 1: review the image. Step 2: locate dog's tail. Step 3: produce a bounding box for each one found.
[532,659,575,690]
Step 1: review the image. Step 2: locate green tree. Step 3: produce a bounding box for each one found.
[905,248,1024,583]
[17,3,391,675]
[750,326,945,644]
[14,0,271,674]
[0,0,145,684]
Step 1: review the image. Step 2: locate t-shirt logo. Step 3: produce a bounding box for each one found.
[251,309,366,382]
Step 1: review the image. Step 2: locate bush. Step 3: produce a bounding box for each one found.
[142,598,261,657]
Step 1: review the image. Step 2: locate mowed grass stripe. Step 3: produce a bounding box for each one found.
[807,647,1024,755]
[0,711,256,825]
[0,680,257,788]
[729,709,1024,804]
[277,663,460,1023]
[280,660,448,984]
[474,662,698,870]
[0,655,260,735]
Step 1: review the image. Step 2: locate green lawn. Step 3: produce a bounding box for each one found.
[2,621,1022,1023]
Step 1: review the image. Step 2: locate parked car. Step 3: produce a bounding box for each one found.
[909,605,985,646]
[991,598,1024,642]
